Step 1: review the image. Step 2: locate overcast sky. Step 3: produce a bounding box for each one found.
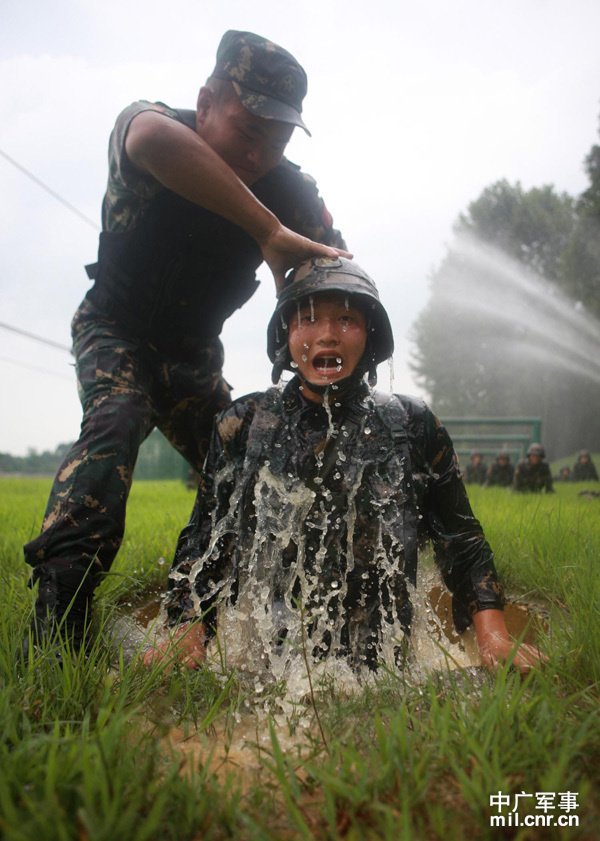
[1,0,599,455]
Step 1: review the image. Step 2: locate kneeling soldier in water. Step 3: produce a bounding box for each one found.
[148,258,545,674]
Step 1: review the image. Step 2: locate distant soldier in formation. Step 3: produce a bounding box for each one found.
[485,451,514,488]
[553,465,572,483]
[513,443,554,493]
[571,450,599,482]
[464,450,487,485]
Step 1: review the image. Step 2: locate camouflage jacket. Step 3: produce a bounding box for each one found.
[513,459,554,493]
[485,461,515,488]
[571,460,599,482]
[167,378,503,665]
[464,461,487,484]
[85,101,345,351]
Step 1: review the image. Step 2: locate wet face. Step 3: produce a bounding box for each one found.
[196,86,294,185]
[287,294,367,403]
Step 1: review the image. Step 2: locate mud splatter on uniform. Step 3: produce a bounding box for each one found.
[167,378,503,669]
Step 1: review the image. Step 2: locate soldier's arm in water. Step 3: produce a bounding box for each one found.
[125,110,352,289]
[142,621,207,670]
[417,406,547,675]
[473,608,548,674]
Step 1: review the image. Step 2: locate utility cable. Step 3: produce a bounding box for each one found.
[0,146,101,231]
[0,321,72,353]
[0,355,74,382]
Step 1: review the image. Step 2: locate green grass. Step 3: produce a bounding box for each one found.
[1,477,599,839]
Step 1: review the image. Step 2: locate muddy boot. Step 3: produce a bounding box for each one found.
[22,561,97,662]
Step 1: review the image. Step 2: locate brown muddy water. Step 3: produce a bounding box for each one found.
[111,582,549,786]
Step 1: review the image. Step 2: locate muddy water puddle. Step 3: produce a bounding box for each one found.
[120,583,549,665]
[113,584,550,784]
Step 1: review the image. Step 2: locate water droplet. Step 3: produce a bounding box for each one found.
[158,557,165,565]
[290,361,299,369]
[302,355,308,362]
[364,427,371,435]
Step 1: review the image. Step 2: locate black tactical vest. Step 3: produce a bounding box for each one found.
[85,159,314,354]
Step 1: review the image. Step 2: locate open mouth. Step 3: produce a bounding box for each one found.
[313,355,343,376]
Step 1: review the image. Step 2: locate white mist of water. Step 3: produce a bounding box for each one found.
[439,232,600,384]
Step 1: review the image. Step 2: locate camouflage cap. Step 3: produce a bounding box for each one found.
[211,30,310,135]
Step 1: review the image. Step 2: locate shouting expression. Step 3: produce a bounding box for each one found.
[288,294,367,402]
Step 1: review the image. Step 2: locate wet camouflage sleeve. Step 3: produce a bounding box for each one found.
[419,408,504,631]
[165,397,259,627]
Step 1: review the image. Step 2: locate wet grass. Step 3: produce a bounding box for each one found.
[1,477,599,839]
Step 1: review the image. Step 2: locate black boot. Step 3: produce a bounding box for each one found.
[22,562,96,662]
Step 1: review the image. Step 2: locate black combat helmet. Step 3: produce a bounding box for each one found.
[266,257,394,387]
[527,443,545,458]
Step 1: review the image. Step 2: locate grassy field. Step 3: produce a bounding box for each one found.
[1,476,599,839]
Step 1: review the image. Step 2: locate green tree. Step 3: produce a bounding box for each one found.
[410,179,600,458]
[561,132,600,317]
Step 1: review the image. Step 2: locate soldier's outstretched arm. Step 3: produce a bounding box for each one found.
[125,111,352,290]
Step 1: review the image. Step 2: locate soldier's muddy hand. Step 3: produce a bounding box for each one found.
[142,621,207,670]
[473,608,548,674]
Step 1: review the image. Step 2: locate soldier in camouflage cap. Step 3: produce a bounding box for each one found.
[211,30,311,135]
[22,30,350,661]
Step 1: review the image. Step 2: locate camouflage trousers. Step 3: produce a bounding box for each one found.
[23,298,231,580]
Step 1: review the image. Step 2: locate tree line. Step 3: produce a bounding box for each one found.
[410,115,600,458]
[1,430,187,480]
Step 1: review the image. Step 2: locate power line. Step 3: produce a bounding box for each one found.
[0,354,74,382]
[0,146,100,231]
[0,321,72,353]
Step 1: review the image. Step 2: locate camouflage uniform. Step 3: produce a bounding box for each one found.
[24,99,343,581]
[485,456,515,488]
[571,452,599,482]
[464,458,487,485]
[167,378,503,669]
[513,458,554,493]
